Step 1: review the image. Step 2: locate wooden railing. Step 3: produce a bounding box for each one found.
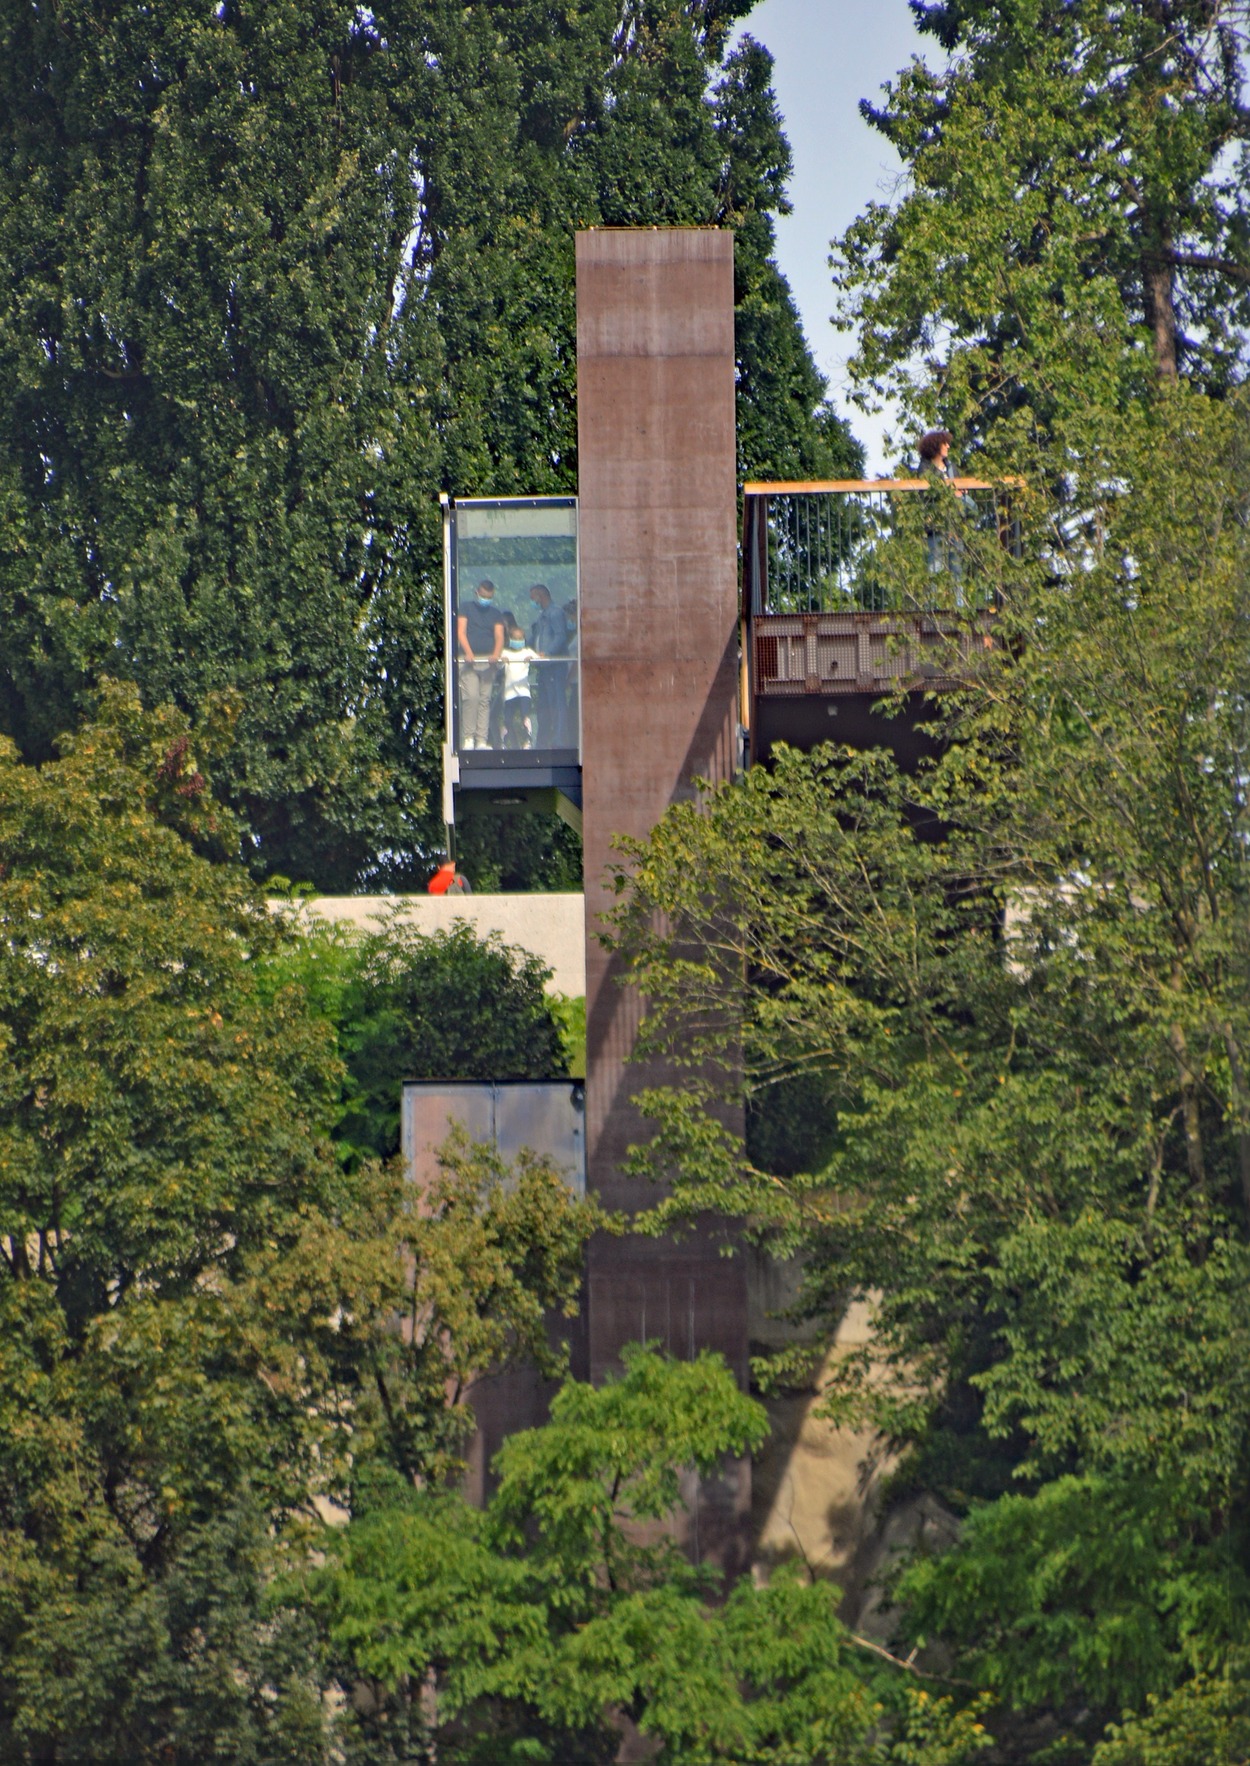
[750,610,996,699]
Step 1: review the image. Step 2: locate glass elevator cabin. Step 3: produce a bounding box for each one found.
[442,495,582,829]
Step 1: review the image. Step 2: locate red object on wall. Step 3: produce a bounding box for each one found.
[427,862,471,895]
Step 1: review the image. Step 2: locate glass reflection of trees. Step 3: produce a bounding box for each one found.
[456,530,577,613]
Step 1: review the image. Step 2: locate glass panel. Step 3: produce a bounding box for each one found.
[450,500,579,764]
[495,1084,585,1194]
[402,1081,586,1198]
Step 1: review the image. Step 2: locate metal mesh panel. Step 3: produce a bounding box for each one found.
[755,488,1014,616]
[402,1081,586,1196]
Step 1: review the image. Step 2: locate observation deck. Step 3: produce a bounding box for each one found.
[741,478,1018,765]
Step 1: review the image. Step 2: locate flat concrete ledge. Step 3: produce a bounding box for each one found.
[270,893,586,998]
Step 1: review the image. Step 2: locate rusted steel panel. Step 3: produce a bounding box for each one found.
[576,227,741,1201]
[575,230,748,1562]
[752,611,997,698]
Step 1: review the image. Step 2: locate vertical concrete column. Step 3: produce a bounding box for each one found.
[576,228,748,1562]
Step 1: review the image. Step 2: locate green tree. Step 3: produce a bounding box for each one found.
[260,911,572,1164]
[607,391,1250,1757]
[312,1346,991,1764]
[0,0,444,887]
[0,1,857,891]
[419,9,863,492]
[718,36,865,484]
[0,686,602,1762]
[834,0,1250,443]
[1092,1658,1250,1766]
[454,811,585,895]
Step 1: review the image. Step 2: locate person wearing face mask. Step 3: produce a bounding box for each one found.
[456,578,505,749]
[501,625,540,749]
[527,582,570,748]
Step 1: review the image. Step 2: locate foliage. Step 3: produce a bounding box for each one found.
[0,689,602,1763]
[607,389,1250,1755]
[0,0,857,890]
[718,35,865,486]
[454,812,585,895]
[550,992,587,1081]
[330,1129,608,1489]
[0,685,341,1759]
[313,1345,990,1765]
[1091,1657,1250,1766]
[0,0,446,888]
[898,1474,1242,1715]
[259,911,570,1163]
[834,0,1250,443]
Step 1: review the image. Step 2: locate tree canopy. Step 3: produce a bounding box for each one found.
[0,689,977,1760]
[0,688,603,1761]
[4,2,1249,1759]
[608,389,1250,1760]
[0,0,859,890]
[835,0,1250,444]
[259,911,573,1164]
[312,1346,991,1764]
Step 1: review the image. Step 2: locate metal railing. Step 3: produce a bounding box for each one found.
[742,479,1020,618]
[741,480,1017,709]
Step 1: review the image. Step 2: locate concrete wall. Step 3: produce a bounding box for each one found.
[274,893,586,998]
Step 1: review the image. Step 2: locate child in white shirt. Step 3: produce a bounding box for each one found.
[501,626,540,749]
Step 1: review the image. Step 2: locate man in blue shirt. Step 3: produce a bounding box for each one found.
[527,583,571,748]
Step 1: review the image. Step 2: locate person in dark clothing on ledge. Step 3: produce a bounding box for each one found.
[917,429,968,593]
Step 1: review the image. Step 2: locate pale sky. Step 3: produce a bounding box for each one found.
[732,0,929,473]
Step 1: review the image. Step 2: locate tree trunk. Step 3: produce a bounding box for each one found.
[1169,1021,1207,1203]
[1222,1025,1250,1228]
[1142,222,1179,381]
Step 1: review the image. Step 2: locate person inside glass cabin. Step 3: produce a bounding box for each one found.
[527,583,570,748]
[456,577,505,750]
[501,624,540,749]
